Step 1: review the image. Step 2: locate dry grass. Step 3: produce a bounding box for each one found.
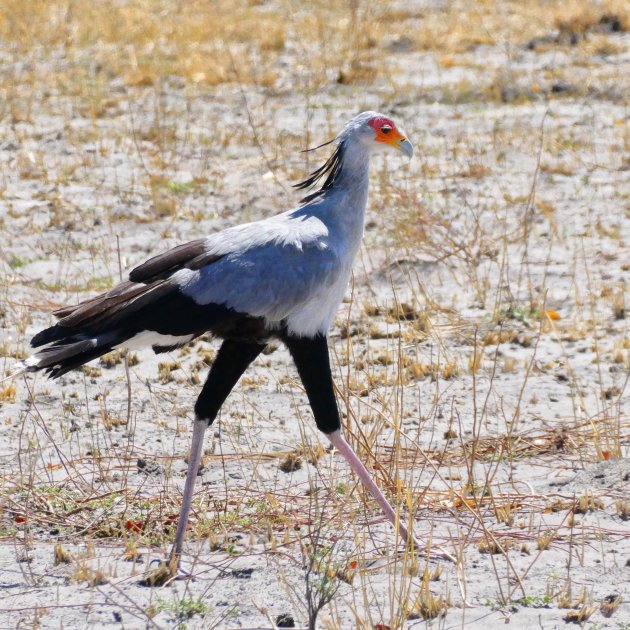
[0,0,285,86]
[0,0,628,93]
[0,0,629,627]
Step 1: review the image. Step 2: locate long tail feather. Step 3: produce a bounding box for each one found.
[21,330,128,379]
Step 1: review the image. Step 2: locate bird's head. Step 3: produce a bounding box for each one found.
[341,111,413,158]
[294,111,413,203]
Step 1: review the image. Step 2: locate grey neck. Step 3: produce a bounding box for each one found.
[324,139,371,250]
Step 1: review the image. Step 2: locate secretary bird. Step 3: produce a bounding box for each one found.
[18,111,414,569]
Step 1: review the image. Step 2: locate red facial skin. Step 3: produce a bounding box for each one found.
[368,116,406,146]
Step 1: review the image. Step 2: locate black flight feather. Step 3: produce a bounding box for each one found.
[129,238,217,283]
[32,239,227,348]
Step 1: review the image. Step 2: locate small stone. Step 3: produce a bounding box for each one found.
[136,458,164,476]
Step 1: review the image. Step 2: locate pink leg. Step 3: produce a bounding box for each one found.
[327,429,410,543]
[170,417,207,566]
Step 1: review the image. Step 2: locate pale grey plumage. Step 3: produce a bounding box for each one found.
[177,111,389,336]
[177,209,342,336]
[21,110,412,367]
[16,111,419,573]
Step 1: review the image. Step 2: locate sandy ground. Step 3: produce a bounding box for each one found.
[0,5,629,629]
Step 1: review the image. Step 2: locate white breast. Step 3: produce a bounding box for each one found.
[284,262,352,337]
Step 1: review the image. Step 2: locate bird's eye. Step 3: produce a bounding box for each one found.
[381,125,393,134]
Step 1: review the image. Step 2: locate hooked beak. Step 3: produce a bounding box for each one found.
[373,122,414,158]
[397,138,414,159]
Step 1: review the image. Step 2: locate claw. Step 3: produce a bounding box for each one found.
[139,555,190,587]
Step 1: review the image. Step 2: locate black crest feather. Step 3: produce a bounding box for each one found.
[293,141,345,204]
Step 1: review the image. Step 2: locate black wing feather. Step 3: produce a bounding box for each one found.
[129,238,221,283]
[32,238,225,346]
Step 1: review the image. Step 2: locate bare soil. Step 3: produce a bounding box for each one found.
[0,2,629,628]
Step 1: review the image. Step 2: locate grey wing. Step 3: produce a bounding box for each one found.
[178,241,341,322]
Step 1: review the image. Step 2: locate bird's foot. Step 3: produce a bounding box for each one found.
[399,530,456,563]
[404,540,456,563]
[139,555,191,586]
[425,545,457,563]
